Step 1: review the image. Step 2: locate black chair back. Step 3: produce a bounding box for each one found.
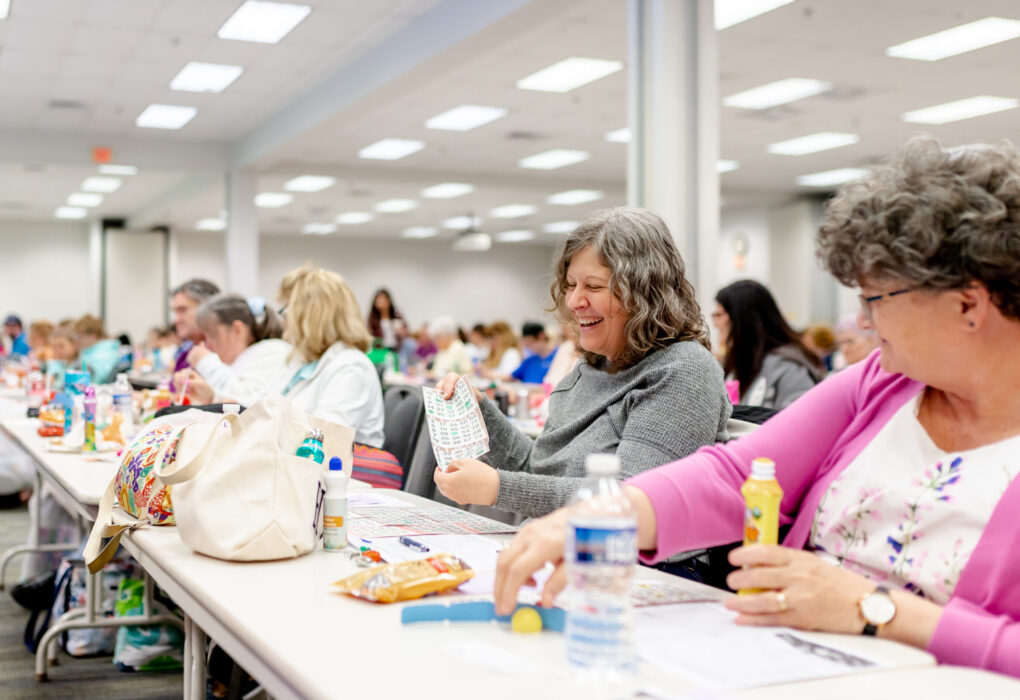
[381,385,425,477]
[401,423,438,498]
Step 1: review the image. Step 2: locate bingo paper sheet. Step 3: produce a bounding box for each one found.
[347,505,518,538]
[422,376,489,469]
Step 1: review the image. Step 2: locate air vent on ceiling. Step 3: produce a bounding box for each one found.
[47,99,88,110]
[506,130,542,140]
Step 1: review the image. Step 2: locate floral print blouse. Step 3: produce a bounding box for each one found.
[810,392,1019,605]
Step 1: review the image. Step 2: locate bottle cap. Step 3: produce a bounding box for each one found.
[585,453,620,477]
[329,456,343,472]
[116,373,127,382]
[750,457,776,480]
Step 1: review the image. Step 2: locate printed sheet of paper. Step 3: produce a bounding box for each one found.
[635,603,887,690]
[348,533,504,571]
[422,376,489,468]
[347,491,413,509]
[347,504,517,539]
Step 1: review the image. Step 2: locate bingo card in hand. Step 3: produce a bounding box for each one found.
[422,376,490,469]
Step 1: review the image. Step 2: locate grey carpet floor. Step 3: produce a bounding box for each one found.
[0,502,181,699]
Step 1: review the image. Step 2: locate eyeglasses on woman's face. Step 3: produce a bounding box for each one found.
[857,287,918,318]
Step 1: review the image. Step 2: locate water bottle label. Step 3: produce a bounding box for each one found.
[571,526,637,565]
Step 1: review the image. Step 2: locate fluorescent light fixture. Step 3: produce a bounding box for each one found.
[373,199,418,213]
[336,212,374,224]
[886,17,1020,62]
[217,0,311,44]
[452,231,492,252]
[796,167,870,187]
[425,105,507,131]
[442,215,482,230]
[901,96,1019,125]
[543,220,579,234]
[283,175,336,192]
[766,132,860,156]
[421,183,474,199]
[490,204,536,219]
[302,223,337,235]
[55,207,87,220]
[0,0,9,20]
[724,78,832,110]
[715,0,794,30]
[717,160,741,173]
[547,189,603,206]
[496,230,535,243]
[81,176,122,193]
[604,127,631,143]
[135,104,197,129]
[254,192,293,208]
[403,226,439,239]
[170,62,243,93]
[98,164,137,175]
[196,218,227,231]
[518,149,590,170]
[67,193,103,207]
[516,57,623,93]
[358,138,425,161]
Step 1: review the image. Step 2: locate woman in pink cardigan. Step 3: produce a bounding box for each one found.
[493,137,1020,678]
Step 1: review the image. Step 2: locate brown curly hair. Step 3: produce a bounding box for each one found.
[817,136,1020,320]
[549,207,709,372]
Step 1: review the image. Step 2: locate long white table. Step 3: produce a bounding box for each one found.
[5,415,1019,699]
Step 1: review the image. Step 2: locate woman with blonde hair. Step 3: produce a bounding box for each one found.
[480,320,521,380]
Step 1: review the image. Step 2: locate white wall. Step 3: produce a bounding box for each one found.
[173,232,557,331]
[718,207,771,289]
[0,219,96,326]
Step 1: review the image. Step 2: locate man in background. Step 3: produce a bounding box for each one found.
[4,315,30,357]
[170,279,220,373]
[512,321,558,384]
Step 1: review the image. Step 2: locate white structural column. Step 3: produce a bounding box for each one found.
[628,0,720,310]
[225,170,259,297]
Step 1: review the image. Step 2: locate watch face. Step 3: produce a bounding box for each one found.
[862,592,896,625]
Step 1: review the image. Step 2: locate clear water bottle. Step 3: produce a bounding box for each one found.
[112,373,137,438]
[565,453,638,693]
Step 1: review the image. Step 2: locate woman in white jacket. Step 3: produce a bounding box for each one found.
[179,295,291,405]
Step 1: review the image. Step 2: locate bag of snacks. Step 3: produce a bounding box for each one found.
[333,554,474,603]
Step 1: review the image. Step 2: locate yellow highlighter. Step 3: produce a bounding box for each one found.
[739,457,783,595]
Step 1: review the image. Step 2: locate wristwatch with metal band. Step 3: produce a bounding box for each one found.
[858,585,896,636]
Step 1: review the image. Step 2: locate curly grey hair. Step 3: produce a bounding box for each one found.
[549,207,709,372]
[817,137,1020,320]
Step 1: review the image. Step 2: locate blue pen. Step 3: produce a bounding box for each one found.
[399,536,430,553]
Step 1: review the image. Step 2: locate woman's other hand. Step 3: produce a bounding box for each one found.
[433,458,499,506]
[493,508,571,615]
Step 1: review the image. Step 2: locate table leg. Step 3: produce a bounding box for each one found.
[183,616,193,698]
[191,625,207,700]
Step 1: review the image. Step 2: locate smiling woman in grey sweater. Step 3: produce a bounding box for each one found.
[433,207,730,518]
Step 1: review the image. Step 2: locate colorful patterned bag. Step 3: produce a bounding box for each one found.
[113,422,181,525]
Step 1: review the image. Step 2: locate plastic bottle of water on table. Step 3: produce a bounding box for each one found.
[112,373,137,439]
[565,453,638,695]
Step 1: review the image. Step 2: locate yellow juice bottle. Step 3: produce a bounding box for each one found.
[738,457,783,595]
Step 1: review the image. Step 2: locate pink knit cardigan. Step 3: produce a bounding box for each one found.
[627,351,1020,677]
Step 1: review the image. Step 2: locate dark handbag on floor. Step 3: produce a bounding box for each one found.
[11,569,57,612]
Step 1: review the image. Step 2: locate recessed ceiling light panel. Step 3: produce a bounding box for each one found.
[425,105,507,131]
[543,221,579,234]
[490,204,536,218]
[302,223,337,235]
[717,160,741,173]
[403,226,440,239]
[55,206,87,220]
[723,78,833,110]
[547,190,603,206]
[604,127,631,143]
[358,138,425,161]
[516,57,623,93]
[81,177,122,193]
[196,218,227,231]
[886,17,1020,62]
[373,199,418,213]
[67,193,103,207]
[217,0,311,44]
[98,164,137,175]
[336,212,374,224]
[442,215,482,230]
[254,192,293,207]
[715,0,794,30]
[496,230,535,243]
[901,96,1019,124]
[421,183,475,199]
[518,149,590,170]
[284,175,336,192]
[766,132,860,156]
[170,62,244,93]
[135,104,197,129]
[796,167,870,187]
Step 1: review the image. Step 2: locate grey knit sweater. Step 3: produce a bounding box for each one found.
[482,340,731,518]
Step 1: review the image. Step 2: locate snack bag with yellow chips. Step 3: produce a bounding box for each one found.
[333,553,473,603]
